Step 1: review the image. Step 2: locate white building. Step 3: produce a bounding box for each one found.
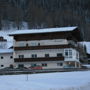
[9,26,83,69]
[0,49,14,69]
[0,36,14,69]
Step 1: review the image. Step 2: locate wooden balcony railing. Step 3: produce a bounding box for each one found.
[14,56,64,62]
[14,45,71,50]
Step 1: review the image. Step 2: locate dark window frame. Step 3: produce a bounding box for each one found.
[31,54,37,58]
[57,63,63,66]
[45,54,49,57]
[19,55,24,58]
[57,53,63,57]
[42,63,47,67]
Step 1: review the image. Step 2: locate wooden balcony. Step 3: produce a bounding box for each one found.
[14,45,71,50]
[14,56,64,62]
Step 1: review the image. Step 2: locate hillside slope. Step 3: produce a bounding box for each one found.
[0,0,90,40]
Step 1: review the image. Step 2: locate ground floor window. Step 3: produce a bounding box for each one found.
[18,64,24,68]
[57,63,63,66]
[9,64,14,69]
[42,63,47,67]
[31,64,37,67]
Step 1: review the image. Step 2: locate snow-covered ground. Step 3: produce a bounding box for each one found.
[0,71,90,90]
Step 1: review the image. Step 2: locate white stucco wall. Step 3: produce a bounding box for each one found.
[14,39,68,47]
[14,48,79,62]
[14,49,64,58]
[15,61,64,69]
[0,53,14,69]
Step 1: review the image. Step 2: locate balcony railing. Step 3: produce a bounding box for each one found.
[14,45,71,50]
[14,56,64,62]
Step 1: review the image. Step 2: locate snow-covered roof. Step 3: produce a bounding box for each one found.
[82,64,90,68]
[0,49,13,54]
[81,42,90,54]
[0,30,13,41]
[0,30,13,49]
[7,41,13,49]
[9,26,77,35]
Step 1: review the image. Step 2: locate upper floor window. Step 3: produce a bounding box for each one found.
[26,43,29,47]
[18,42,25,46]
[57,53,63,57]
[38,43,40,46]
[31,54,37,58]
[19,55,24,58]
[69,50,72,58]
[65,49,72,58]
[45,54,49,57]
[31,42,38,46]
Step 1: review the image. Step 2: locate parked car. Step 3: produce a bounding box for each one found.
[30,65,42,70]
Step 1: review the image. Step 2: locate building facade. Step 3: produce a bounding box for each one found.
[0,36,14,69]
[10,26,83,69]
[0,49,14,69]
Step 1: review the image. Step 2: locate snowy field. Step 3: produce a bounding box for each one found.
[0,71,90,90]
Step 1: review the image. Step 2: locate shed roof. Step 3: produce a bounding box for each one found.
[0,49,13,54]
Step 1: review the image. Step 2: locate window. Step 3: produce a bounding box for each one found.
[26,43,29,47]
[69,50,72,58]
[19,55,24,58]
[42,63,47,67]
[45,54,49,57]
[57,63,63,66]
[1,65,4,67]
[57,53,63,57]
[10,56,13,59]
[1,56,3,59]
[65,49,72,58]
[31,54,37,58]
[19,42,25,46]
[38,43,40,46]
[65,50,68,56]
[31,64,37,67]
[18,64,24,68]
[31,42,38,46]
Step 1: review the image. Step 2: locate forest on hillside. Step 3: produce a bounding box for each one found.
[0,0,90,40]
